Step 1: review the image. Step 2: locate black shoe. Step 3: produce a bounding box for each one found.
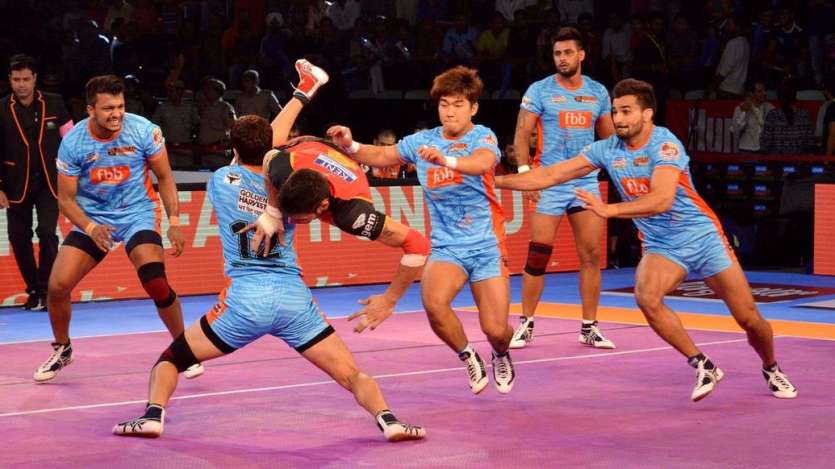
[30,295,47,312]
[22,292,39,310]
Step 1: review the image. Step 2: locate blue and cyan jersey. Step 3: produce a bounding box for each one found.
[580,126,723,248]
[521,75,611,183]
[207,164,301,278]
[397,125,505,250]
[56,114,164,219]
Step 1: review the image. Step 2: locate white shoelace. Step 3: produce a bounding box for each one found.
[494,356,511,381]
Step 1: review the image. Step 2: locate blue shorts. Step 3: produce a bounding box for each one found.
[644,230,736,278]
[71,211,160,244]
[429,244,508,282]
[206,273,333,352]
[535,178,599,217]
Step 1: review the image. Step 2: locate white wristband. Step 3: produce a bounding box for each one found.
[517,164,530,173]
[266,205,281,219]
[444,156,458,169]
[346,141,360,154]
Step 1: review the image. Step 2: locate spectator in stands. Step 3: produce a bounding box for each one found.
[535,9,562,75]
[111,21,140,78]
[104,0,134,33]
[326,0,361,32]
[760,80,816,155]
[370,129,403,179]
[602,11,632,85]
[821,76,835,155]
[259,12,291,92]
[667,14,698,95]
[631,12,669,122]
[235,70,281,121]
[712,15,750,99]
[751,8,775,60]
[496,141,518,175]
[123,74,145,116]
[495,0,536,22]
[441,15,478,66]
[558,0,593,25]
[807,0,835,87]
[197,78,235,168]
[775,7,804,58]
[476,13,511,89]
[78,20,112,83]
[152,81,198,139]
[730,80,774,153]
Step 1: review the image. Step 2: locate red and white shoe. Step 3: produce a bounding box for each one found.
[294,59,329,102]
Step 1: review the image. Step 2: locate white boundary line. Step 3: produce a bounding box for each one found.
[0,337,748,419]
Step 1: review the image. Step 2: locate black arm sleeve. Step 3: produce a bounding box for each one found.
[266,150,294,191]
[328,197,388,240]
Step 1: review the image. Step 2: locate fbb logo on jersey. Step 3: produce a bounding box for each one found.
[621,177,651,197]
[90,166,130,185]
[559,111,593,129]
[427,167,462,189]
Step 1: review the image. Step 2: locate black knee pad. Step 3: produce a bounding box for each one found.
[137,262,177,308]
[155,333,198,373]
[524,242,553,276]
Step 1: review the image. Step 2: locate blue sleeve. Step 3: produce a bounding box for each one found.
[579,140,607,168]
[207,171,218,207]
[141,122,166,159]
[56,137,81,177]
[596,83,612,116]
[650,133,689,171]
[396,131,422,164]
[520,82,543,115]
[473,128,501,163]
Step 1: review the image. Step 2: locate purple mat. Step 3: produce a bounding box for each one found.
[1,312,832,468]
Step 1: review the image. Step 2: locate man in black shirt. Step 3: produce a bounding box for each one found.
[0,55,72,310]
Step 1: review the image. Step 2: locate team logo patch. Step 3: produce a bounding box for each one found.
[360,213,378,238]
[574,95,598,103]
[107,146,136,156]
[152,127,164,147]
[225,173,242,185]
[85,152,99,164]
[56,160,69,172]
[314,154,358,182]
[90,165,130,185]
[633,156,649,166]
[426,167,462,189]
[659,142,680,161]
[559,111,592,129]
[521,96,533,107]
[448,143,469,153]
[550,95,567,104]
[352,214,367,230]
[237,188,267,215]
[612,157,627,169]
[479,134,497,146]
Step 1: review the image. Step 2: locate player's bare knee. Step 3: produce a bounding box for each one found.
[635,290,663,315]
[421,293,449,318]
[47,277,72,299]
[481,322,508,343]
[578,245,601,268]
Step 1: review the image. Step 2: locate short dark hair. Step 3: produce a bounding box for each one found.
[231,115,273,165]
[9,54,36,75]
[613,79,657,114]
[279,169,330,215]
[430,66,483,103]
[553,27,584,49]
[85,75,125,106]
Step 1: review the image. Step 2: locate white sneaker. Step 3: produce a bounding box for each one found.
[184,363,204,379]
[491,352,515,394]
[460,350,488,394]
[376,411,426,442]
[691,359,724,402]
[33,342,73,382]
[578,322,616,349]
[113,405,165,438]
[509,317,534,349]
[293,59,329,101]
[762,366,798,399]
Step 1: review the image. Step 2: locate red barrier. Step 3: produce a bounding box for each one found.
[0,184,607,306]
[814,184,835,276]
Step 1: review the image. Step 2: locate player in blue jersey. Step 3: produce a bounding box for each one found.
[510,27,617,351]
[113,115,425,441]
[33,76,203,382]
[496,79,797,401]
[326,66,516,395]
